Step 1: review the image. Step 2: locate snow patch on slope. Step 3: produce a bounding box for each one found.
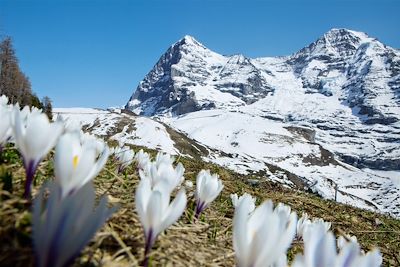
[113,116,177,154]
[54,108,178,155]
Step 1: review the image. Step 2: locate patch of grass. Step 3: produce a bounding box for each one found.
[0,145,399,266]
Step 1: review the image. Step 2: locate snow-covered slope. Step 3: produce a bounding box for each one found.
[54,107,400,217]
[54,108,179,155]
[163,110,400,218]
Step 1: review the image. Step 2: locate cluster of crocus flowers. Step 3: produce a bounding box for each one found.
[0,95,116,266]
[292,222,382,267]
[139,152,185,193]
[112,145,135,173]
[194,169,224,219]
[0,94,386,267]
[135,152,187,266]
[231,192,382,267]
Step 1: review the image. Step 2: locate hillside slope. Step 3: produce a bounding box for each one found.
[55,108,400,218]
[1,138,399,266]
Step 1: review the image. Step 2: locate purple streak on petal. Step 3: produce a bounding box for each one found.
[118,164,124,174]
[142,228,154,267]
[0,145,3,164]
[23,159,38,199]
[66,187,76,198]
[195,200,206,219]
[44,212,68,267]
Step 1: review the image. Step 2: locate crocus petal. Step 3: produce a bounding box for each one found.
[159,189,187,233]
[195,170,223,216]
[233,195,253,267]
[336,242,361,267]
[33,181,116,267]
[135,178,152,234]
[146,190,163,240]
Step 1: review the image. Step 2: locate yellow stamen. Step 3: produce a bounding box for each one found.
[73,155,79,169]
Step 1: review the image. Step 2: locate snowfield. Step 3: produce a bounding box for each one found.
[163,109,400,218]
[54,108,178,155]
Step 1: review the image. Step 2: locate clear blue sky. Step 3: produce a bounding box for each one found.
[0,0,399,108]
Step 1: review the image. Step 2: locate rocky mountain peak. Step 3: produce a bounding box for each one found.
[292,28,374,63]
[178,35,204,47]
[322,28,374,56]
[172,35,215,58]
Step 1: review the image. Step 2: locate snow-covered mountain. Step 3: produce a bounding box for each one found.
[124,29,400,217]
[126,29,400,170]
[127,29,399,122]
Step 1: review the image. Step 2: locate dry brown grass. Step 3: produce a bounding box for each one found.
[0,146,400,266]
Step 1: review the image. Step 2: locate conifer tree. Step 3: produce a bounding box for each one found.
[0,37,33,106]
[42,96,53,120]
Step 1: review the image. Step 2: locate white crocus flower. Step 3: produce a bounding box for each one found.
[273,254,288,267]
[0,105,12,150]
[54,132,109,197]
[336,243,382,267]
[139,160,185,193]
[19,105,31,120]
[312,218,331,232]
[154,152,175,168]
[12,106,63,198]
[135,149,151,171]
[33,181,116,267]
[0,95,9,106]
[135,178,187,266]
[112,145,123,160]
[194,169,223,218]
[297,214,331,240]
[231,193,256,212]
[337,235,358,250]
[116,147,135,173]
[293,223,382,267]
[292,222,336,267]
[274,202,293,221]
[296,213,311,239]
[233,197,297,267]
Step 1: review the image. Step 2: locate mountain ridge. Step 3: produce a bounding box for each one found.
[126,28,399,121]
